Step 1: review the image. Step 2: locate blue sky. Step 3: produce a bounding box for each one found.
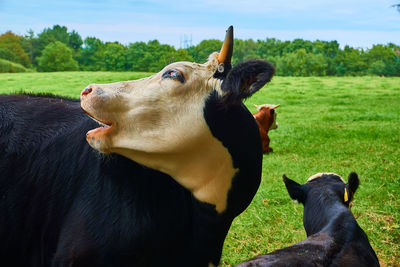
[1,0,400,49]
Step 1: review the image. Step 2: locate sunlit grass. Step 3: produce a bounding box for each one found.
[0,71,151,97]
[227,76,400,267]
[1,73,399,266]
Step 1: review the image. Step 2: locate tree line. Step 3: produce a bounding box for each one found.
[1,25,399,76]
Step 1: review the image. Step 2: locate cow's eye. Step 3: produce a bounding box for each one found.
[162,69,185,83]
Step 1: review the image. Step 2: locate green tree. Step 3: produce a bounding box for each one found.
[146,40,176,72]
[233,39,258,64]
[276,49,328,76]
[0,31,31,67]
[125,41,148,71]
[125,40,180,72]
[76,37,105,71]
[308,53,328,76]
[173,49,194,62]
[283,39,313,54]
[312,40,340,58]
[37,41,78,72]
[312,40,340,75]
[187,39,222,63]
[365,44,400,76]
[34,25,83,66]
[68,30,83,50]
[21,29,36,65]
[103,42,127,71]
[256,38,288,59]
[368,60,386,76]
[35,25,70,60]
[335,46,367,76]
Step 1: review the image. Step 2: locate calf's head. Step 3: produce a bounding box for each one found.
[283,172,360,235]
[80,26,275,213]
[283,172,359,207]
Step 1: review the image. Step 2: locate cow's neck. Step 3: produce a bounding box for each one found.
[170,135,238,214]
[304,199,353,237]
[114,133,237,214]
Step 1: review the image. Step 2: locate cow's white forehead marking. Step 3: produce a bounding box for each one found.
[307,172,345,183]
[254,104,279,110]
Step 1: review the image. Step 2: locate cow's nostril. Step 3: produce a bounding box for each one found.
[81,87,93,97]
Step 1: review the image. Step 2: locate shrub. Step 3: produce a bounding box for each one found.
[37,41,78,72]
[0,58,31,73]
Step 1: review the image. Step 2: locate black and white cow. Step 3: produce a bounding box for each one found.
[0,26,275,267]
[236,172,380,267]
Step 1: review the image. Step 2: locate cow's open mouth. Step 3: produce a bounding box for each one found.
[83,109,114,135]
[88,120,113,135]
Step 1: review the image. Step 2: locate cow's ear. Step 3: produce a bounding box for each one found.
[283,174,306,204]
[221,59,275,104]
[348,172,359,195]
[272,104,280,109]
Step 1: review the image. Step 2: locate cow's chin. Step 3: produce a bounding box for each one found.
[86,123,114,153]
[81,106,115,153]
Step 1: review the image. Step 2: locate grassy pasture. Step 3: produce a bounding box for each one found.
[0,72,399,266]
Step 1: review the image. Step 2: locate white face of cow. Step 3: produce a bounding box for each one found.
[81,53,222,155]
[80,27,275,213]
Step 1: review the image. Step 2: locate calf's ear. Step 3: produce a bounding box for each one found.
[221,59,275,104]
[283,174,306,204]
[348,172,359,195]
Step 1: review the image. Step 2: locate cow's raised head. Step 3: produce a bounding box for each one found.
[80,26,275,214]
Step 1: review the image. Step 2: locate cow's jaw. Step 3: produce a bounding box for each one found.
[82,109,114,152]
[112,127,238,213]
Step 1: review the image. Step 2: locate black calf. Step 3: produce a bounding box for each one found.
[237,172,379,267]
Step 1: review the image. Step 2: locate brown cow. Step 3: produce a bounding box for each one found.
[253,104,280,153]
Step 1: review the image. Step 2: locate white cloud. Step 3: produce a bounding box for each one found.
[229,28,400,49]
[63,22,400,48]
[1,0,399,48]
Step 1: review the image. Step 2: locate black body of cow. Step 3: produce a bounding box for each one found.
[236,173,379,267]
[0,93,262,267]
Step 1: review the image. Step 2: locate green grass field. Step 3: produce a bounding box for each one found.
[1,72,399,266]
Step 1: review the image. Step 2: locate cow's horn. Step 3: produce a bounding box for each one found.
[217,26,233,64]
